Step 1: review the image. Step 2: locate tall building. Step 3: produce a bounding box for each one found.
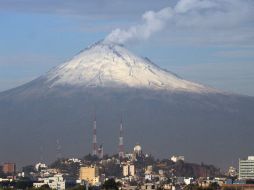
[123,165,129,177]
[122,163,135,177]
[119,118,124,158]
[239,156,254,179]
[129,165,135,176]
[79,166,100,185]
[3,163,16,175]
[92,114,97,156]
[97,145,104,159]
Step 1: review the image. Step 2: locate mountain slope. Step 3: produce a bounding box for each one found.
[45,41,217,93]
[0,41,253,169]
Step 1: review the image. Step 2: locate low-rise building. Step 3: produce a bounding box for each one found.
[145,165,153,175]
[35,163,47,171]
[171,156,184,163]
[33,174,66,190]
[222,184,254,190]
[68,158,81,163]
[184,177,193,185]
[79,166,100,185]
[0,178,13,182]
[2,163,16,175]
[163,184,174,190]
[141,183,159,190]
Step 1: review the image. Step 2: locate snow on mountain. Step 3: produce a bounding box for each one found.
[46,41,217,93]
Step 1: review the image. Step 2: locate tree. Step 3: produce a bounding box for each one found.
[15,180,33,189]
[0,166,6,178]
[67,184,86,190]
[184,183,220,190]
[38,184,51,190]
[102,178,121,190]
[208,182,220,189]
[22,165,36,173]
[83,154,98,162]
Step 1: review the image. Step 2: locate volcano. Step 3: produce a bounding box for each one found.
[45,41,216,93]
[0,41,253,168]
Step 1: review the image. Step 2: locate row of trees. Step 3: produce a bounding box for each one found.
[184,183,220,190]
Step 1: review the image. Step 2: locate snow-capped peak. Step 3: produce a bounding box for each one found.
[45,41,216,93]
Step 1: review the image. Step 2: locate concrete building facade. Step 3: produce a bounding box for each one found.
[122,164,135,177]
[239,156,254,179]
[79,166,99,185]
[2,163,16,175]
[33,174,66,190]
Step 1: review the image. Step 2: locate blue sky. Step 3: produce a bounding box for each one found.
[0,0,254,95]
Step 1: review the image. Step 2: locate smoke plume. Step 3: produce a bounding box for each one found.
[105,6,173,44]
[105,0,251,44]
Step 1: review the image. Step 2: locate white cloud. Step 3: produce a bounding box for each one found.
[105,0,254,46]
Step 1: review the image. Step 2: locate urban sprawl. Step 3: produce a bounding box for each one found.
[1,119,254,190]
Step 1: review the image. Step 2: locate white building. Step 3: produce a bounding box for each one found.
[125,153,133,160]
[184,177,194,185]
[228,166,237,177]
[68,158,81,163]
[33,174,66,190]
[133,144,142,156]
[239,156,254,179]
[145,174,153,181]
[129,165,135,176]
[122,163,135,177]
[0,178,13,182]
[123,165,129,177]
[171,155,184,163]
[145,165,153,175]
[39,168,58,178]
[97,145,104,159]
[35,163,47,171]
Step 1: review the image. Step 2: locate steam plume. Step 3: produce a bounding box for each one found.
[104,0,244,44]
